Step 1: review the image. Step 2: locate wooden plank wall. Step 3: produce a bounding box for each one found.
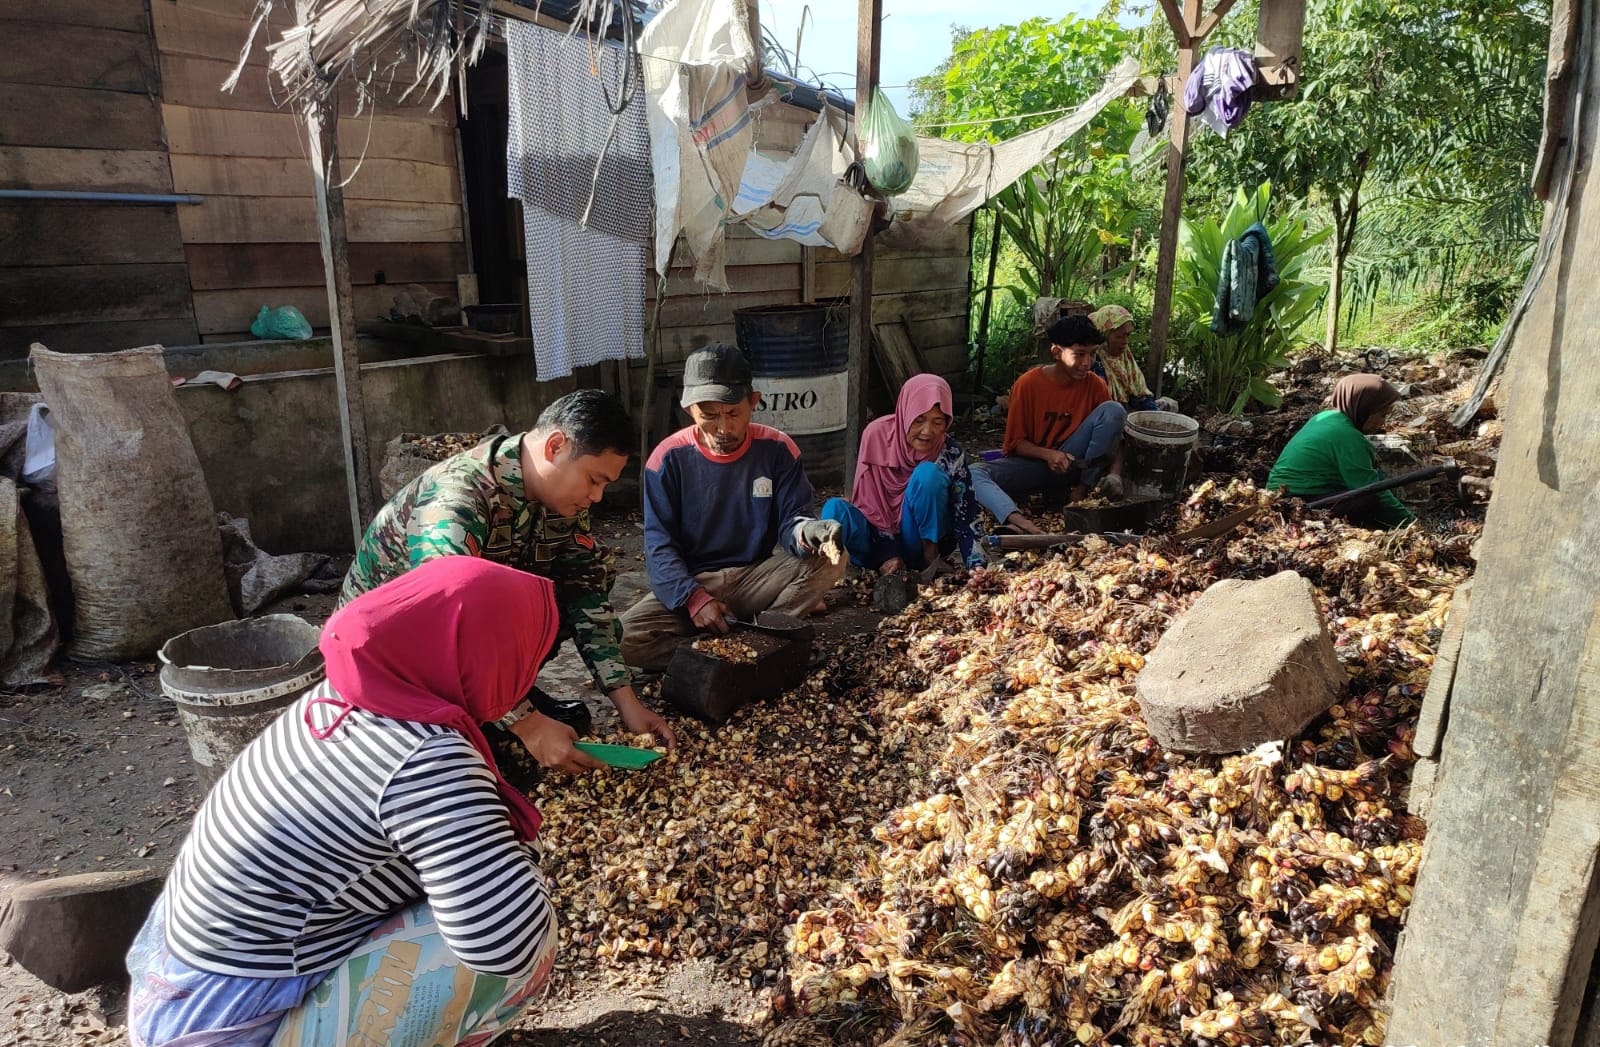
[645,219,972,380]
[151,0,468,341]
[0,0,201,356]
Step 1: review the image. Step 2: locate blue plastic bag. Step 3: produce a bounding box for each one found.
[250,305,314,340]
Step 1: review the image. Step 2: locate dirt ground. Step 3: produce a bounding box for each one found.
[0,353,1489,1045]
[0,501,879,1047]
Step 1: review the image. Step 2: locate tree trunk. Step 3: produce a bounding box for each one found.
[1324,239,1345,355]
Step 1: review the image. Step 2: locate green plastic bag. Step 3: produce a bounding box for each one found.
[861,88,919,195]
[250,305,314,340]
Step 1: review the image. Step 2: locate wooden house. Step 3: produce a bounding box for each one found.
[0,0,972,393]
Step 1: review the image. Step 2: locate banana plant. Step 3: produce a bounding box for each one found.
[1173,183,1331,413]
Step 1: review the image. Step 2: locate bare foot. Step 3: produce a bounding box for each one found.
[879,558,905,575]
[809,599,828,616]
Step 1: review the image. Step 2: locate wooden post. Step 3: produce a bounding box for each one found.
[1145,0,1201,397]
[844,0,882,489]
[1386,6,1600,1037]
[306,98,376,546]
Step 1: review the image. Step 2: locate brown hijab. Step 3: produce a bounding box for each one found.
[1332,374,1401,427]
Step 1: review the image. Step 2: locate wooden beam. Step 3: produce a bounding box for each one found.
[1145,0,1203,396]
[305,98,376,544]
[845,0,883,490]
[1193,0,1241,45]
[1156,0,1191,48]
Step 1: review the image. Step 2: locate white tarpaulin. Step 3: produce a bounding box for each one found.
[882,58,1142,248]
[640,0,758,288]
[642,0,1137,273]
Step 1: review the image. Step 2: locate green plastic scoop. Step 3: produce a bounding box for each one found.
[574,741,665,769]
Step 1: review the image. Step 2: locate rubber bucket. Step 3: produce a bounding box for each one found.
[158,615,325,788]
[1123,411,1200,501]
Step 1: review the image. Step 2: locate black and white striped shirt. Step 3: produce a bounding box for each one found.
[164,683,553,979]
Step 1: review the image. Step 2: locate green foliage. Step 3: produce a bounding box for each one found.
[1182,0,1548,348]
[1173,184,1331,413]
[914,16,1149,307]
[975,296,1042,393]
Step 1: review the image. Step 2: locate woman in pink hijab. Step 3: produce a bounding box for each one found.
[821,374,983,574]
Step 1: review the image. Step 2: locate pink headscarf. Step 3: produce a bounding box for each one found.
[852,374,953,532]
[313,557,558,840]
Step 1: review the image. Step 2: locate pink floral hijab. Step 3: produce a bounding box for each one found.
[851,375,953,532]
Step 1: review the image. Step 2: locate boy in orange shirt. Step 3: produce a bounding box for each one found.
[970,314,1127,534]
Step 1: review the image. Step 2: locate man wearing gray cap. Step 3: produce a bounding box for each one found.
[620,343,846,671]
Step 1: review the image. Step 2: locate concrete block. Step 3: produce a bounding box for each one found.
[1136,571,1344,753]
[0,868,165,992]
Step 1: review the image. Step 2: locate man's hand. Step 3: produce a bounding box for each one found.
[1047,449,1075,474]
[510,712,605,774]
[797,518,844,558]
[609,686,677,749]
[691,596,733,634]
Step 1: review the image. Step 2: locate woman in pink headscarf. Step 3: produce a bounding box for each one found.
[822,374,983,574]
[126,558,580,1047]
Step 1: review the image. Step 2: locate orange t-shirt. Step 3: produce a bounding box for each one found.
[1001,365,1112,455]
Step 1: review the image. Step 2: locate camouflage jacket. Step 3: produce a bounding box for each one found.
[340,433,630,692]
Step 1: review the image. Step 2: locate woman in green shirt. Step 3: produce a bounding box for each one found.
[1267,374,1416,528]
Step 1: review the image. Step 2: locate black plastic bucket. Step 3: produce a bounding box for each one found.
[1123,411,1200,501]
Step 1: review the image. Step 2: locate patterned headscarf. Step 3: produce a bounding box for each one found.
[1090,305,1134,334]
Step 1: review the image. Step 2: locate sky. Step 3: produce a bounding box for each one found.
[757,0,1104,114]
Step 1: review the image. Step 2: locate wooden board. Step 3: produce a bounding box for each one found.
[921,343,972,377]
[0,84,162,150]
[0,0,148,32]
[0,20,157,94]
[655,289,798,330]
[149,3,266,65]
[0,317,200,357]
[870,288,970,324]
[190,281,455,335]
[871,319,927,393]
[158,54,455,123]
[0,202,186,266]
[161,104,456,164]
[168,153,460,203]
[0,263,194,325]
[651,322,740,364]
[908,314,969,349]
[649,264,802,300]
[0,146,173,193]
[816,256,971,297]
[185,242,466,291]
[177,197,463,244]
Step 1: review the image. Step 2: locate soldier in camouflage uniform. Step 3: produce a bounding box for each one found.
[341,391,676,765]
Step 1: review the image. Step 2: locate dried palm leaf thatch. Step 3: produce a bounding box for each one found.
[224,0,491,114]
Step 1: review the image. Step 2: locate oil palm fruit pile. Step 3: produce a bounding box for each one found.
[769,481,1475,1047]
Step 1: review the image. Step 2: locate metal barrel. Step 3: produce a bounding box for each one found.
[734,302,850,488]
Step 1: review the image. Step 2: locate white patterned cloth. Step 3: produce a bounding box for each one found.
[506,21,651,380]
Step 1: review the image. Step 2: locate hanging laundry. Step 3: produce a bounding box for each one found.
[1211,222,1279,335]
[639,0,758,288]
[1183,47,1258,137]
[1145,76,1172,138]
[506,21,652,381]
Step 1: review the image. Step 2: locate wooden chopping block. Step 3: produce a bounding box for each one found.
[661,623,815,723]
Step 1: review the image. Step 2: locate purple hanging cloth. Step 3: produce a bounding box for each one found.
[1182,47,1258,136]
